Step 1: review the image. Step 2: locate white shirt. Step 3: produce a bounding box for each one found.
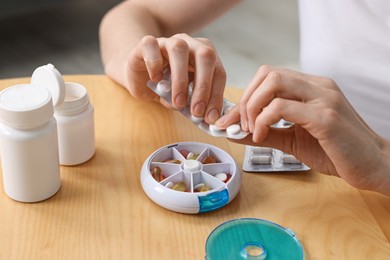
[298,0,390,139]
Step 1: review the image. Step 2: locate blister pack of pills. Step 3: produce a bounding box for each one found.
[242,145,310,172]
[147,70,295,139]
[147,77,249,139]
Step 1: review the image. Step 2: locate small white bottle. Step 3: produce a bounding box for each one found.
[0,84,61,202]
[31,64,95,165]
[54,82,95,165]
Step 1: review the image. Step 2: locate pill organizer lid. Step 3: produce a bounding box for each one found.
[31,63,66,108]
[205,218,304,260]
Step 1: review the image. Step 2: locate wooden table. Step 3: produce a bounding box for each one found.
[0,75,389,259]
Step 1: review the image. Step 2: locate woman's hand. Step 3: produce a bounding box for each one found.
[121,33,226,124]
[216,65,390,195]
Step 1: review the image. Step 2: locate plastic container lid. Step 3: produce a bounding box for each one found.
[31,63,66,107]
[205,218,304,260]
[0,84,54,129]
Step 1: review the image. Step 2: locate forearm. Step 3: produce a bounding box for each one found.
[99,0,242,86]
[99,2,161,74]
[376,139,390,195]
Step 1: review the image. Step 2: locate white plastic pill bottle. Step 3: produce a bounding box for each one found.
[54,82,95,165]
[0,84,61,202]
[31,64,95,166]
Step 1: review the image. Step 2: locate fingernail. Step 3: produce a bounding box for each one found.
[194,102,206,116]
[207,108,220,123]
[174,93,187,108]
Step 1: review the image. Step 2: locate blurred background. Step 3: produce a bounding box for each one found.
[0,0,299,88]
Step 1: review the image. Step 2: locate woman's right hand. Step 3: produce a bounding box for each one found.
[120,33,227,124]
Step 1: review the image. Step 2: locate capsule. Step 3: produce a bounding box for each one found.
[171,182,187,192]
[180,149,189,158]
[151,167,165,182]
[194,183,211,192]
[186,152,198,160]
[203,156,217,164]
[250,155,272,165]
[164,159,181,164]
[281,154,301,164]
[252,147,273,155]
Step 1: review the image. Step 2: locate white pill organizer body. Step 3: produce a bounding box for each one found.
[0,84,61,202]
[242,145,310,172]
[31,64,95,165]
[140,142,241,214]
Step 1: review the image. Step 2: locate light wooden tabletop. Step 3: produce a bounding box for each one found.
[0,75,389,260]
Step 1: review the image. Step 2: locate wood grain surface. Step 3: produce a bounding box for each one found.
[0,75,389,260]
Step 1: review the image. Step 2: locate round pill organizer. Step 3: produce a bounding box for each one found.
[140,142,241,214]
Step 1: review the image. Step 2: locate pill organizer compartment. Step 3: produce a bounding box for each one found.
[141,142,241,214]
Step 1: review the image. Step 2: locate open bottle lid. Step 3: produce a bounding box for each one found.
[31,63,66,107]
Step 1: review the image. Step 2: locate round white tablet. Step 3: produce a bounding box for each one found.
[156,80,171,96]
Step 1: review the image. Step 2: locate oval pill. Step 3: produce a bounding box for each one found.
[156,80,171,96]
[226,124,241,135]
[191,115,203,124]
[215,173,227,182]
[209,124,223,132]
[165,182,173,188]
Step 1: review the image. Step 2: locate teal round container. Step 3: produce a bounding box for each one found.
[205,218,304,260]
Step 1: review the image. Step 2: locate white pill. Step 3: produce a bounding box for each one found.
[252,147,273,155]
[251,155,272,165]
[165,182,173,188]
[226,124,241,135]
[186,152,195,160]
[281,154,301,164]
[215,173,228,182]
[209,124,223,132]
[156,80,171,96]
[191,115,203,124]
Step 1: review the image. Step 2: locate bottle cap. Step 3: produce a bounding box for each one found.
[0,84,54,129]
[31,63,66,107]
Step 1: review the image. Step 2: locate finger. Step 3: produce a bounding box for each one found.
[239,65,274,131]
[140,36,165,82]
[251,98,313,143]
[170,36,218,119]
[191,44,217,118]
[215,105,240,128]
[245,70,319,132]
[204,57,226,124]
[165,37,190,109]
